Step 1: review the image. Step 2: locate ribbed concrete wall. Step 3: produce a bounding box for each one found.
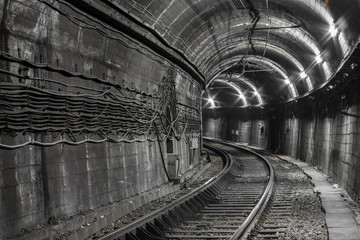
[202,108,269,149]
[0,0,201,238]
[281,81,360,204]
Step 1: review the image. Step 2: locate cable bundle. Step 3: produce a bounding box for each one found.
[0,68,200,149]
[0,0,201,149]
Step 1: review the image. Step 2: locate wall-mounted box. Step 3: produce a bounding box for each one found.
[167,153,179,180]
[190,138,199,149]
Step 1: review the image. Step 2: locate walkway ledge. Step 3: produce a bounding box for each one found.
[277,155,360,240]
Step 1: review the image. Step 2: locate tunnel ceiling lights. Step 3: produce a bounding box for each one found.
[288,21,346,90]
[203,92,217,108]
[218,3,342,102]
[192,10,326,95]
[119,0,355,106]
[300,71,308,79]
[196,21,321,67]
[306,77,314,91]
[213,78,248,106]
[226,74,263,106]
[190,5,325,61]
[207,54,300,100]
[193,3,340,101]
[200,40,322,100]
[203,38,318,101]
[234,56,298,100]
[207,44,289,72]
[204,40,317,80]
[329,23,338,37]
[207,97,216,108]
[315,55,323,64]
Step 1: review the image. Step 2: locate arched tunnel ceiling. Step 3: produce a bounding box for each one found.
[114,0,360,107]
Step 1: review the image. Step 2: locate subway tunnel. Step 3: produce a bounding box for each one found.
[1,0,360,239]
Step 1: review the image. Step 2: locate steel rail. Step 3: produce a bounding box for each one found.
[98,143,232,240]
[98,139,274,239]
[204,138,275,240]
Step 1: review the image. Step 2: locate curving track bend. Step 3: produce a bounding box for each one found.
[97,139,274,240]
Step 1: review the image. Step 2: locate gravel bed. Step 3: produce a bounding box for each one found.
[252,156,328,240]
[288,187,327,239]
[278,157,327,240]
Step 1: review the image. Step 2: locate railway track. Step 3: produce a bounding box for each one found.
[97,140,274,240]
[249,153,327,239]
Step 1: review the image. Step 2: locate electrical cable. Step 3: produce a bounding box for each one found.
[0,1,202,149]
[38,0,201,81]
[228,0,260,76]
[0,51,155,97]
[112,0,196,57]
[253,0,270,70]
[0,65,201,149]
[238,0,247,10]
[154,123,172,182]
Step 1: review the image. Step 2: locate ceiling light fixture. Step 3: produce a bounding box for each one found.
[315,55,323,64]
[306,77,314,91]
[214,78,249,106]
[329,24,338,37]
[207,97,215,108]
[300,71,307,79]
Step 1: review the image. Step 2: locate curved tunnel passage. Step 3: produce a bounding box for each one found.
[0,0,360,238]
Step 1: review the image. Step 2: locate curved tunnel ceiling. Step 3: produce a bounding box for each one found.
[115,0,360,107]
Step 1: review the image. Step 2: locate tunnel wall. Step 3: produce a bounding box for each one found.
[0,0,201,238]
[202,108,269,148]
[280,79,360,203]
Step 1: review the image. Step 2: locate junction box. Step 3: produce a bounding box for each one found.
[167,153,179,180]
[190,137,199,149]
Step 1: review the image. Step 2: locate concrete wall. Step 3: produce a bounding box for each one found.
[0,0,201,238]
[202,108,269,149]
[202,73,360,205]
[280,80,360,204]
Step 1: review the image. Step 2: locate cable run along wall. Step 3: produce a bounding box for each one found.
[0,1,204,238]
[0,0,202,149]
